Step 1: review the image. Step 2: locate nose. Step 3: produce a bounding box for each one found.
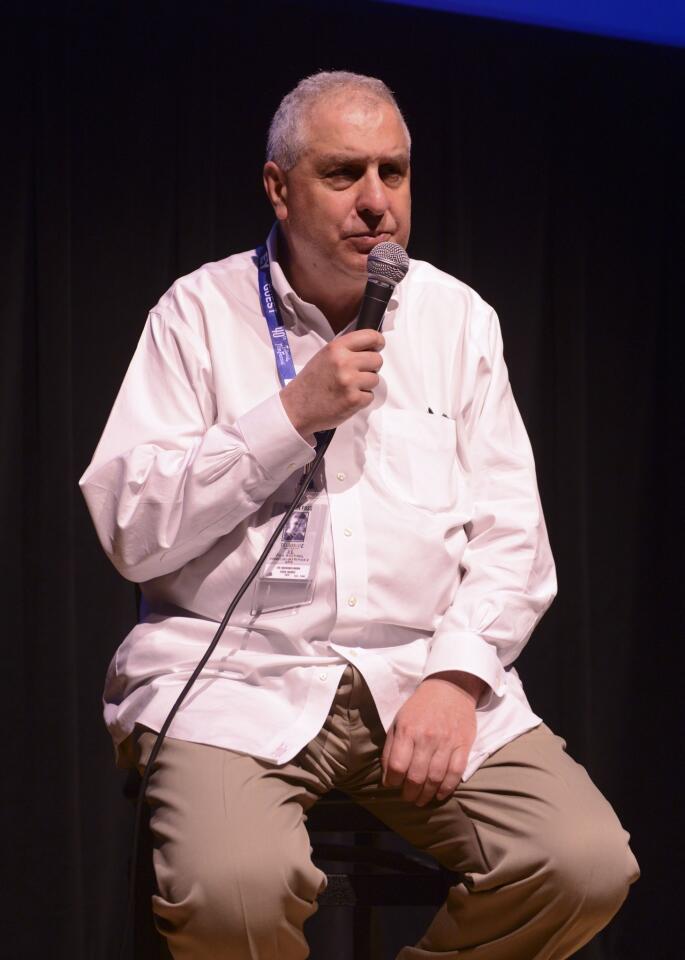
[356,168,389,218]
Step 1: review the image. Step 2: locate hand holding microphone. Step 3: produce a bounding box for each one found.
[280,327,386,437]
[280,242,409,438]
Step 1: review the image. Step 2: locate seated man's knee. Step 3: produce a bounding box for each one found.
[153,835,324,956]
[541,812,639,924]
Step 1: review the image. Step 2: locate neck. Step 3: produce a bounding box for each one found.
[277,231,364,334]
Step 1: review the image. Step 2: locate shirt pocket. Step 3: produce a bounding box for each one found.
[379,408,461,513]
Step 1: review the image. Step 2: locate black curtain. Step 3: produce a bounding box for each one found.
[2,2,682,957]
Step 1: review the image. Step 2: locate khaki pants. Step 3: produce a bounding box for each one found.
[123,664,639,959]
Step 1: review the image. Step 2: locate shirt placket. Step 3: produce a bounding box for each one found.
[324,415,368,647]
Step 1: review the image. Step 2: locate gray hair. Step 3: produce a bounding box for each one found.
[266,70,411,171]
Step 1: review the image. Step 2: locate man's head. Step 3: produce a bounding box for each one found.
[263,71,411,299]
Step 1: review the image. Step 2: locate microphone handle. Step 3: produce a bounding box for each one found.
[355,277,394,331]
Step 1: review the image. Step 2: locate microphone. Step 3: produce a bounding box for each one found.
[356,242,410,331]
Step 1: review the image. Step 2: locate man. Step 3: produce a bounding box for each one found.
[80,71,638,959]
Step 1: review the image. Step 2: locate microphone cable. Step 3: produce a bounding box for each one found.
[118,238,409,956]
[119,427,335,960]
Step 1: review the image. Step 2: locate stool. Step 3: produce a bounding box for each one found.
[124,773,460,959]
[306,789,461,959]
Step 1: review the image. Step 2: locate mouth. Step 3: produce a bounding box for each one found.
[345,232,391,253]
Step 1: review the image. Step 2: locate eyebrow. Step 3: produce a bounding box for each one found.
[316,152,410,168]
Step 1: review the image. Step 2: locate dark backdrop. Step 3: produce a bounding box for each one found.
[2,1,682,958]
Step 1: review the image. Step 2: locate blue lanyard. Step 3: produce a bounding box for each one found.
[256,242,297,388]
[256,240,333,458]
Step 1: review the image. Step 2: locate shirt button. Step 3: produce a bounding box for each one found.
[344,527,352,537]
[319,672,328,681]
[336,472,346,481]
[287,463,296,470]
[347,595,357,607]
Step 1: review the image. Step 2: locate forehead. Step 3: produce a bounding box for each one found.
[302,92,409,161]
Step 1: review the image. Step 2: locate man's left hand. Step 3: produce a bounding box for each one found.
[381,672,484,806]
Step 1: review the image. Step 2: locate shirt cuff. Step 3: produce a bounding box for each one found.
[236,393,315,482]
[422,631,507,705]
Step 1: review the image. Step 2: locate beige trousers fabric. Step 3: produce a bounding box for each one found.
[124,664,639,959]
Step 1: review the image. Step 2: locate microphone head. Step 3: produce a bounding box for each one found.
[367,241,410,287]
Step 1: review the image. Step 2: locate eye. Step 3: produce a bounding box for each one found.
[380,164,406,185]
[326,167,358,185]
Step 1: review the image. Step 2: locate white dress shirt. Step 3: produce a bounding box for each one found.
[80,225,557,780]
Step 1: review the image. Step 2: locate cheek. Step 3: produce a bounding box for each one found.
[329,197,356,230]
[305,195,348,234]
[393,194,411,241]
[394,189,411,221]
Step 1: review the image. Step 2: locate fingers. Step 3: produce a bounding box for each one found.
[328,334,384,372]
[382,726,412,789]
[330,344,381,398]
[434,750,466,802]
[382,728,442,805]
[380,685,477,808]
[356,371,381,393]
[325,336,382,379]
[382,730,467,806]
[356,350,384,373]
[411,750,450,807]
[340,329,385,352]
[280,329,385,435]
[402,745,442,805]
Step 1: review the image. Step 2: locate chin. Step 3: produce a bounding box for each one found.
[342,256,371,281]
[331,245,365,268]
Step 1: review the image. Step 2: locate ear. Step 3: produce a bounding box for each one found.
[263,161,289,221]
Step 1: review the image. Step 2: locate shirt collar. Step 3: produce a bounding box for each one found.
[266,224,336,340]
[265,222,402,340]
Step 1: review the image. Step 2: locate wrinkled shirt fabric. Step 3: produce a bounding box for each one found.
[80,226,557,780]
